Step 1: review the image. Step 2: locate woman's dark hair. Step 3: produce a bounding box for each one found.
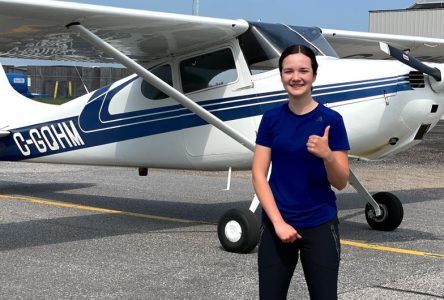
[278,44,318,75]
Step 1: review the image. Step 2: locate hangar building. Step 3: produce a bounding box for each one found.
[369,0,444,38]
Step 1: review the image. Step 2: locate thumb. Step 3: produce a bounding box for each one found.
[323,125,330,139]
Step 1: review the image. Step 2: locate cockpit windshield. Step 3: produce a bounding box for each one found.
[238,22,337,75]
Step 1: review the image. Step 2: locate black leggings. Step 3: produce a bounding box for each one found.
[258,217,340,300]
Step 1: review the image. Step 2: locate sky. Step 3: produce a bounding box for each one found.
[68,0,415,31]
[1,0,415,66]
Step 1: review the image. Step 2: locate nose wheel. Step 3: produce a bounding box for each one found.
[365,192,404,231]
[217,208,260,253]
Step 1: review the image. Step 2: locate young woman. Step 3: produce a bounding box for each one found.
[252,44,350,299]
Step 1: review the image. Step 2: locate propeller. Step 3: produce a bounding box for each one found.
[379,42,441,82]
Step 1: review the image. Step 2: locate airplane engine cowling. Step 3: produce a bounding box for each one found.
[428,66,444,93]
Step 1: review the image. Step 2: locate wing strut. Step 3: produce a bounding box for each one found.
[66,22,255,152]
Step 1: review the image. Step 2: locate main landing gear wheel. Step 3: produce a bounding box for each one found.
[217,208,260,253]
[365,192,404,231]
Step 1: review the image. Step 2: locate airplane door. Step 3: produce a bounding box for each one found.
[179,48,257,165]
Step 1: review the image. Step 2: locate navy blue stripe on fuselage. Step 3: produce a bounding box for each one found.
[0,75,411,161]
[81,75,409,132]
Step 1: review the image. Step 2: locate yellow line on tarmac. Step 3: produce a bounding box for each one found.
[0,194,211,225]
[2,194,444,258]
[341,239,444,259]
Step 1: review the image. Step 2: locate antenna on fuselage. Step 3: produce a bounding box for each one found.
[73,64,90,94]
[192,0,199,15]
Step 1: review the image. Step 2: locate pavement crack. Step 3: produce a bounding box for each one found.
[374,285,444,299]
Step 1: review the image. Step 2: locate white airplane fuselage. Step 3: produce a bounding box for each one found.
[0,54,443,170]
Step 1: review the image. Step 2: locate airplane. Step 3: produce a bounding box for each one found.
[0,0,443,253]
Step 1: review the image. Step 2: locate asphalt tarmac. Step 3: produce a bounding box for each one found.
[0,122,443,299]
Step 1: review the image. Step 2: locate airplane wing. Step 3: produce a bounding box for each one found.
[0,0,249,63]
[322,28,444,63]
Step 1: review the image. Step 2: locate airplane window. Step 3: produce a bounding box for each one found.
[239,22,338,75]
[238,27,279,75]
[180,48,238,93]
[141,64,172,100]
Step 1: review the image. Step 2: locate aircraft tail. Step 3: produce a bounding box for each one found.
[0,63,55,129]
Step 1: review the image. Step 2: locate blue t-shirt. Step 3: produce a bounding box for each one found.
[255,103,350,228]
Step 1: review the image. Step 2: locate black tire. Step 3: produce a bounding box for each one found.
[365,192,404,231]
[217,208,260,253]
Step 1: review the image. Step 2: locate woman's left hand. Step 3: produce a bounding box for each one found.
[307,126,333,161]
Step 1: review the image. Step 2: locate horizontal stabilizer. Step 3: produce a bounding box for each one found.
[0,130,10,137]
[379,42,441,81]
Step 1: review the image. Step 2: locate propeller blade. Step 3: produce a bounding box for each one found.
[379,42,441,82]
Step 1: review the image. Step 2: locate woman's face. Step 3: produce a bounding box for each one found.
[280,53,316,100]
